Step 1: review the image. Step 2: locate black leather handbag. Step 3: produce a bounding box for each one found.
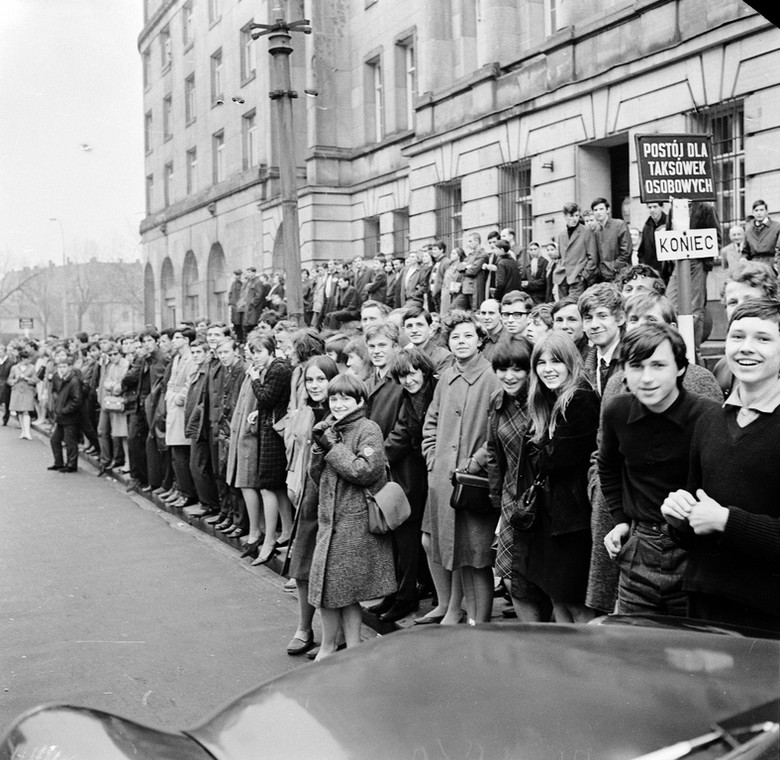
[450,471,494,514]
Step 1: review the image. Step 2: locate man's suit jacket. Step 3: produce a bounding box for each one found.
[595,218,631,281]
[583,345,621,399]
[721,242,746,271]
[400,265,422,305]
[557,224,597,286]
[519,257,549,304]
[364,270,387,303]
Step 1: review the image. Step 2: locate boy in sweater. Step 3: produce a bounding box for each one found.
[662,298,780,632]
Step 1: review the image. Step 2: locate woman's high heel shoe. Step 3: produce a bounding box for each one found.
[240,539,262,559]
[251,543,279,566]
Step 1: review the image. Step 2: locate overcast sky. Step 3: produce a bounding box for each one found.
[0,0,145,270]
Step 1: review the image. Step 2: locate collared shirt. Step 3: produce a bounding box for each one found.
[723,378,780,427]
[595,338,620,394]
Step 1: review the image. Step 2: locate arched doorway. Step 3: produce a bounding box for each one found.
[182,250,200,321]
[144,263,156,325]
[206,243,227,321]
[160,257,176,327]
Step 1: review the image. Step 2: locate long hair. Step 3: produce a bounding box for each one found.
[528,332,589,443]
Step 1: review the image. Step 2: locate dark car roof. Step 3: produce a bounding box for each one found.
[189,623,779,760]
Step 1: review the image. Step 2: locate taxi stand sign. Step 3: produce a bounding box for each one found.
[655,228,719,261]
[635,133,715,203]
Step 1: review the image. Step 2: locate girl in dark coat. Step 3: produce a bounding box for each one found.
[522,332,599,622]
[308,374,396,660]
[284,355,339,656]
[247,331,294,566]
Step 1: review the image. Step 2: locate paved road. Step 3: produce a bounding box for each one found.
[0,423,307,732]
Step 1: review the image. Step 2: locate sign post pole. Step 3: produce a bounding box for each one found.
[670,198,696,363]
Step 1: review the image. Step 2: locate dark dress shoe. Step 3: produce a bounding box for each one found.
[47,464,63,471]
[379,600,419,623]
[240,537,263,559]
[286,632,315,656]
[366,595,396,615]
[59,466,78,473]
[97,464,111,477]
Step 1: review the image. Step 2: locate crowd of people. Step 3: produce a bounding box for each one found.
[1,196,779,659]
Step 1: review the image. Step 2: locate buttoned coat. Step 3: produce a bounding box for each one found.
[307,411,396,608]
[557,224,597,286]
[251,357,292,489]
[165,351,197,446]
[225,372,260,488]
[421,353,501,570]
[595,218,631,281]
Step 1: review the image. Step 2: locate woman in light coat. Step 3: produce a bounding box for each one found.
[97,342,130,472]
[8,348,37,439]
[421,310,501,624]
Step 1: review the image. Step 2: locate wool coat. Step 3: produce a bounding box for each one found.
[556,224,597,286]
[595,218,631,281]
[165,351,197,446]
[366,371,404,439]
[8,362,37,412]
[250,357,292,490]
[51,371,83,425]
[225,373,260,488]
[308,410,396,608]
[421,353,501,570]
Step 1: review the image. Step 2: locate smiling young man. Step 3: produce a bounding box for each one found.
[402,304,453,373]
[578,283,625,396]
[598,324,718,615]
[661,299,780,632]
[551,296,589,358]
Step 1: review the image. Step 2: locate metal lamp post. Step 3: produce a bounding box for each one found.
[250,2,311,327]
[49,217,68,338]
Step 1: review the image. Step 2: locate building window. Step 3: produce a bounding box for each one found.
[393,208,409,255]
[544,0,558,37]
[365,57,384,143]
[241,24,257,82]
[242,110,258,169]
[163,94,173,140]
[164,162,174,206]
[186,148,198,194]
[211,49,223,105]
[183,1,194,48]
[690,102,745,239]
[144,111,153,154]
[145,174,154,214]
[498,159,532,249]
[363,217,381,259]
[160,26,172,70]
[143,48,151,89]
[209,0,220,25]
[396,38,416,131]
[213,131,225,183]
[185,74,196,124]
[435,179,463,251]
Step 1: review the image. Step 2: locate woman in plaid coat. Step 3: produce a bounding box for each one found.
[247,331,294,566]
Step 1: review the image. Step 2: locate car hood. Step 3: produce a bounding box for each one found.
[2,623,777,760]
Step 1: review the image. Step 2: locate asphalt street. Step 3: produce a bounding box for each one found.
[0,422,308,733]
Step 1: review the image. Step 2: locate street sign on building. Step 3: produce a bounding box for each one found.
[634,134,715,203]
[655,228,719,261]
[18,318,34,330]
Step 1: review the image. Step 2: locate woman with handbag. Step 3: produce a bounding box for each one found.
[421,310,501,625]
[283,355,340,656]
[97,342,130,474]
[520,332,600,623]
[486,338,551,622]
[308,373,396,660]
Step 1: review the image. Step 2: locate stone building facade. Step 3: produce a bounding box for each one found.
[139,0,779,326]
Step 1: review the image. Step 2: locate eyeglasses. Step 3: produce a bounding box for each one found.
[501,311,528,319]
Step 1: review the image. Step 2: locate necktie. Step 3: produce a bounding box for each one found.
[598,357,610,395]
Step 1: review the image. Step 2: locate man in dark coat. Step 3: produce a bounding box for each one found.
[637,202,668,279]
[494,240,523,302]
[0,343,16,426]
[591,197,631,283]
[228,269,244,342]
[48,356,83,473]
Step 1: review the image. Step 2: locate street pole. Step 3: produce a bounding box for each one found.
[50,217,68,338]
[669,198,696,363]
[250,3,310,327]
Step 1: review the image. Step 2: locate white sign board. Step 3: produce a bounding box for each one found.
[655,228,718,261]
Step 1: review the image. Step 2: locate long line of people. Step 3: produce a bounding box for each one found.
[2,217,779,660]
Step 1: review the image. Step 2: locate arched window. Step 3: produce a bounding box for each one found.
[182,251,200,321]
[206,243,227,321]
[144,263,156,325]
[160,256,176,327]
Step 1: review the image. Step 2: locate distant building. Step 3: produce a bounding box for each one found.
[139,0,779,327]
[0,260,144,340]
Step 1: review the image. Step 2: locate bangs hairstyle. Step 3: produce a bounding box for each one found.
[620,324,688,386]
[528,332,589,443]
[491,336,531,373]
[390,347,436,381]
[728,297,780,329]
[364,321,400,344]
[324,333,350,364]
[722,261,779,302]
[577,282,624,319]
[246,330,277,355]
[617,264,665,294]
[625,292,677,324]
[328,372,369,402]
[292,329,325,364]
[190,337,209,351]
[343,336,369,363]
[528,304,553,328]
[303,355,340,383]
[442,309,486,343]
